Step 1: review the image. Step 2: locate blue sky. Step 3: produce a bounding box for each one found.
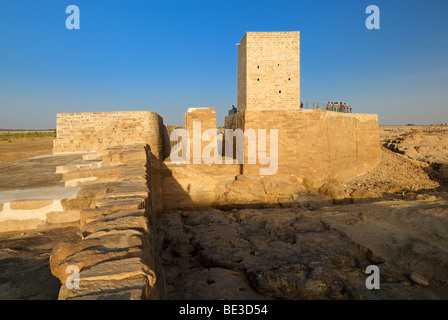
[0,0,447,129]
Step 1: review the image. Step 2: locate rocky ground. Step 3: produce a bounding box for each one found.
[156,202,448,300]
[0,225,81,299]
[381,125,448,183]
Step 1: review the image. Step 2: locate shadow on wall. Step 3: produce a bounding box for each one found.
[161,125,179,161]
[144,145,343,214]
[145,145,191,218]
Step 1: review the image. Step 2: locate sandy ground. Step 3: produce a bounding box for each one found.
[0,137,54,165]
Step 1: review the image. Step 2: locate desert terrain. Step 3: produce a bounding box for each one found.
[0,131,81,299]
[0,125,447,299]
[0,131,54,165]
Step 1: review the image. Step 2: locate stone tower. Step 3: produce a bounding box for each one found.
[237,31,300,113]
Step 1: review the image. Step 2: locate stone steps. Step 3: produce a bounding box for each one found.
[0,186,82,233]
[56,159,103,174]
[62,166,124,187]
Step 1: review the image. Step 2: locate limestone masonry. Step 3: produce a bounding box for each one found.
[237,31,301,113]
[53,111,166,160]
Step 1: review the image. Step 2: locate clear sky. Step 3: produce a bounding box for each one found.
[0,0,447,129]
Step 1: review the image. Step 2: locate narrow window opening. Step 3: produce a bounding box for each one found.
[279,90,282,94]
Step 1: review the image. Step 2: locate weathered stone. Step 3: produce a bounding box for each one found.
[416,194,437,201]
[50,229,146,283]
[235,175,266,197]
[225,179,249,193]
[90,197,145,210]
[61,198,92,210]
[380,267,409,284]
[80,208,145,225]
[58,276,151,300]
[350,188,381,199]
[46,210,80,224]
[79,257,155,283]
[75,183,109,200]
[10,200,53,210]
[81,214,149,236]
[105,183,148,198]
[166,267,265,300]
[319,181,346,200]
[261,176,306,195]
[385,185,403,194]
[278,196,293,207]
[119,150,146,163]
[291,193,329,209]
[410,271,430,287]
[0,219,42,233]
[62,166,124,182]
[303,177,315,191]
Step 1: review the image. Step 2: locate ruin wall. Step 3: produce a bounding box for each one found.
[238,32,301,112]
[240,109,381,186]
[53,111,165,160]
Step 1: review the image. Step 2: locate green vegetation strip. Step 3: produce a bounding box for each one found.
[0,131,56,141]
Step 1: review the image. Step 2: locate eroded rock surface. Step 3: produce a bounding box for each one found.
[157,204,448,300]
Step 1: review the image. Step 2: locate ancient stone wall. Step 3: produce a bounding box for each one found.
[237,32,300,113]
[157,162,240,210]
[224,113,238,130]
[240,109,381,186]
[182,108,218,164]
[53,111,165,160]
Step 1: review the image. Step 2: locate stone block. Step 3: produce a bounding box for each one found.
[79,257,155,284]
[58,276,151,300]
[0,219,42,233]
[50,229,146,284]
[81,214,149,237]
[10,200,53,210]
[46,210,81,224]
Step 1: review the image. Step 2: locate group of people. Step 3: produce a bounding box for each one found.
[326,101,352,113]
